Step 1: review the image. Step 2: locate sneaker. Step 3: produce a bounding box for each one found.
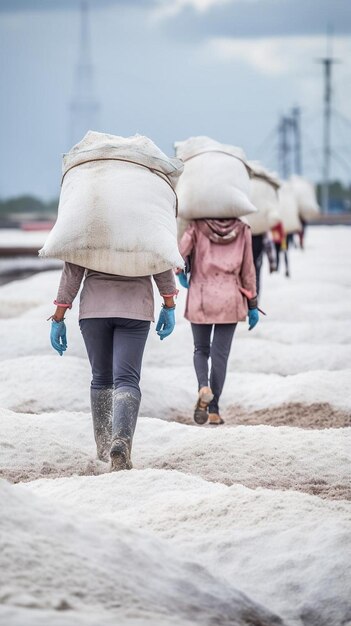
[193,387,214,425]
[208,413,225,425]
[110,438,133,471]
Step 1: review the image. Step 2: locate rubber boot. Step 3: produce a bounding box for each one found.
[110,387,140,471]
[90,387,113,462]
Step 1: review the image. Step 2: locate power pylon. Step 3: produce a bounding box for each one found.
[69,1,99,147]
[291,106,302,175]
[278,108,302,179]
[317,33,340,213]
[278,116,291,179]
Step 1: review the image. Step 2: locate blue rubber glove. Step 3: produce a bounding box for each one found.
[156,306,175,340]
[50,320,67,356]
[177,272,189,289]
[248,308,259,331]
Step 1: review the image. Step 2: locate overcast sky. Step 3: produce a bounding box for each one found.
[1,0,350,199]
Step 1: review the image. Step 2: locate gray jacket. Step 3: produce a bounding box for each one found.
[55,262,177,321]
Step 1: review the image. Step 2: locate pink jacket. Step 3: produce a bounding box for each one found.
[179,220,257,324]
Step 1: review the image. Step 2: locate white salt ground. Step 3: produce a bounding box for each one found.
[0,226,351,626]
[0,357,351,415]
[0,270,60,318]
[0,479,284,626]
[2,314,351,376]
[1,409,350,500]
[0,228,48,249]
[0,607,196,626]
[0,606,193,626]
[24,469,351,626]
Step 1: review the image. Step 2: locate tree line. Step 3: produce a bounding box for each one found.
[0,196,58,218]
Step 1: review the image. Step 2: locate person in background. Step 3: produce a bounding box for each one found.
[263,233,277,275]
[251,232,277,296]
[251,233,265,296]
[177,218,259,426]
[49,264,177,470]
[271,221,289,277]
[298,217,307,250]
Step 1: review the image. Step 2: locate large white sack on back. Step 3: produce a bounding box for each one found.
[63,131,183,188]
[177,216,190,243]
[174,136,257,220]
[246,162,281,235]
[39,132,184,276]
[290,175,320,221]
[279,181,302,234]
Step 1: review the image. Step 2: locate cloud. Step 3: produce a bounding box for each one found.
[158,0,351,39]
[152,0,231,20]
[207,35,351,77]
[0,0,152,12]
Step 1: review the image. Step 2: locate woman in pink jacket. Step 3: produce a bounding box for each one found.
[178,218,259,425]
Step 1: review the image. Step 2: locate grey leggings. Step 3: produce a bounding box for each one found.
[191,323,237,414]
[79,317,150,396]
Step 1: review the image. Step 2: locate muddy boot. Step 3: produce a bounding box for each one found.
[110,387,140,472]
[90,387,113,462]
[193,386,214,425]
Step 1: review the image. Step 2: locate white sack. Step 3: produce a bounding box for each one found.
[174,136,257,220]
[279,181,302,234]
[177,217,191,243]
[246,162,281,235]
[39,131,184,276]
[290,175,320,221]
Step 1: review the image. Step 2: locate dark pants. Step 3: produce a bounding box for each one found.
[79,317,150,396]
[252,234,264,296]
[191,323,237,415]
[80,318,151,457]
[275,242,290,277]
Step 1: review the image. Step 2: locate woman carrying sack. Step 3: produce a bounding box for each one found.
[177,218,259,426]
[49,265,177,470]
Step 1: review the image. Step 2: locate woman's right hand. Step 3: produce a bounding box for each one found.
[177,271,189,289]
[50,320,67,356]
[248,308,259,331]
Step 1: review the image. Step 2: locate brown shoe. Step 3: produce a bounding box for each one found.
[208,413,225,425]
[193,387,214,425]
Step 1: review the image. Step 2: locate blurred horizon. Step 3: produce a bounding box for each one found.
[1,0,351,201]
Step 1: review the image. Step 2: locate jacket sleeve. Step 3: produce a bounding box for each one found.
[239,227,258,307]
[54,262,85,308]
[153,269,178,297]
[179,222,196,260]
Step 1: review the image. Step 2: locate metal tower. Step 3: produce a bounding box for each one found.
[317,33,339,213]
[278,108,302,179]
[291,106,302,176]
[69,1,99,147]
[278,116,291,179]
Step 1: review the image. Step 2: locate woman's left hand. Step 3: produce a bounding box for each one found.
[248,308,259,331]
[156,306,175,340]
[50,320,68,355]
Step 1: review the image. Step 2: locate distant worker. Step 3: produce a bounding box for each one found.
[177,218,259,426]
[271,221,290,278]
[252,232,277,296]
